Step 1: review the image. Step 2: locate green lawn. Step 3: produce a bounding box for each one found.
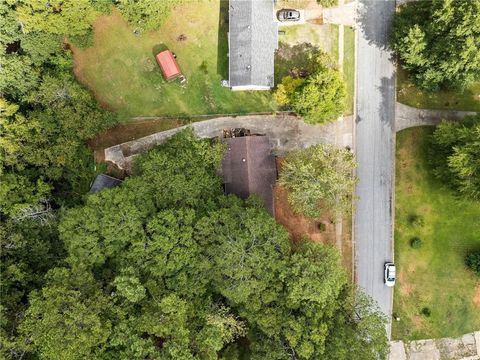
[397,67,480,112]
[392,127,480,340]
[73,2,277,118]
[343,26,355,115]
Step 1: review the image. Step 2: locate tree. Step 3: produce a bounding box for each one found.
[465,251,480,275]
[10,131,387,359]
[279,144,357,218]
[275,55,346,124]
[0,54,40,98]
[19,268,112,360]
[15,0,98,37]
[117,0,185,32]
[430,115,480,200]
[391,0,480,91]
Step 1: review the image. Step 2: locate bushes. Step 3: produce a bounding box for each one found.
[421,307,431,317]
[274,49,346,124]
[410,237,423,249]
[465,251,480,275]
[407,213,424,228]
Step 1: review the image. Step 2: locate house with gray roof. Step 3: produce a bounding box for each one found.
[228,0,278,91]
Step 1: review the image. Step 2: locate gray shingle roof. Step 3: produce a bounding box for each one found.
[89,174,122,193]
[228,0,278,89]
[220,136,277,214]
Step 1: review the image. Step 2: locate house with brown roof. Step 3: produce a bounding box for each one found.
[220,135,277,214]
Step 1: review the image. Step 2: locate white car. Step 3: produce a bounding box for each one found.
[384,262,396,287]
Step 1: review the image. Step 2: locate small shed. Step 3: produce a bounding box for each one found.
[89,174,122,193]
[155,50,183,81]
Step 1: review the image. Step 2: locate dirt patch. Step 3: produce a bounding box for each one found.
[400,282,415,297]
[411,314,426,329]
[274,185,336,245]
[473,283,480,307]
[88,118,183,154]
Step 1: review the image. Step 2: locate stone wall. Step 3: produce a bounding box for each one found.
[389,332,480,360]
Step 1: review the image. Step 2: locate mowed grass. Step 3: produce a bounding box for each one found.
[397,67,480,112]
[72,2,277,118]
[392,127,480,340]
[343,26,355,115]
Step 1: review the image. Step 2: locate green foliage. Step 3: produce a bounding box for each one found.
[465,251,480,275]
[292,69,347,124]
[0,74,118,214]
[0,54,40,98]
[17,132,386,359]
[117,0,185,32]
[407,213,424,228]
[21,31,69,65]
[275,52,346,124]
[410,237,423,249]
[317,0,338,8]
[421,307,431,317]
[430,115,480,199]
[16,0,99,36]
[279,144,357,218]
[391,0,480,91]
[19,268,112,360]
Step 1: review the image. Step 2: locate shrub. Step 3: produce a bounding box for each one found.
[317,222,327,232]
[410,237,423,249]
[407,214,424,228]
[465,251,480,275]
[420,307,431,317]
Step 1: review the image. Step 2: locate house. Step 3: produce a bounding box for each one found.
[89,174,122,193]
[220,135,277,214]
[228,0,278,91]
[155,50,183,81]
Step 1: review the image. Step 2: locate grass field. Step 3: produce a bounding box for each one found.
[72,2,277,118]
[397,67,480,112]
[343,26,355,115]
[392,127,480,340]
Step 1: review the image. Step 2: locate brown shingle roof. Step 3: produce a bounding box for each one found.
[221,136,277,214]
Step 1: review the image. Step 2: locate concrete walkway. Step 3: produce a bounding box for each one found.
[321,1,356,27]
[104,114,353,171]
[389,331,480,360]
[395,102,478,132]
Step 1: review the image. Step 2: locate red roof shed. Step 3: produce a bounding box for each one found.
[155,50,182,81]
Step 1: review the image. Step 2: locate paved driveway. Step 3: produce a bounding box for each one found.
[354,0,396,337]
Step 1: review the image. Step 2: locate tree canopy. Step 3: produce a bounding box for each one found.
[279,144,357,218]
[391,0,480,91]
[430,115,480,200]
[2,131,388,359]
[275,51,346,124]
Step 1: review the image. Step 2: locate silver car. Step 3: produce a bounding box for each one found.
[277,9,301,22]
[384,262,396,287]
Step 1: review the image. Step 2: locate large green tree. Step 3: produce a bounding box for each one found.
[391,0,480,91]
[15,0,99,37]
[430,115,480,200]
[275,52,346,124]
[279,144,357,218]
[18,131,386,360]
[116,0,185,32]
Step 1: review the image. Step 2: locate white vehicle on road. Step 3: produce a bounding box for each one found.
[384,262,396,287]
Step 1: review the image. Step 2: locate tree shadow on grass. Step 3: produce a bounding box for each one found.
[274,43,322,85]
[151,43,168,58]
[217,0,229,79]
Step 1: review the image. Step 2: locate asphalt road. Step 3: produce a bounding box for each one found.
[354,0,396,337]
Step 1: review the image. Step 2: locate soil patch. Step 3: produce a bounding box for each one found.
[473,283,480,307]
[274,185,336,245]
